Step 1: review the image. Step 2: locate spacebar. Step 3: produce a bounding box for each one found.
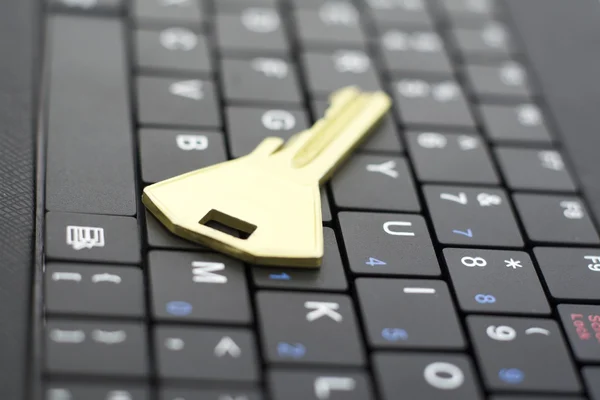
[46,16,136,216]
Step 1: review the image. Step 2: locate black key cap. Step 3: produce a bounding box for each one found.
[226,106,310,158]
[216,0,277,12]
[339,212,440,276]
[450,22,513,60]
[379,30,453,75]
[408,131,499,184]
[437,0,499,23]
[46,382,149,400]
[534,247,600,301]
[514,194,599,244]
[558,304,600,363]
[253,228,347,291]
[479,103,553,143]
[269,370,374,400]
[290,0,352,7]
[161,387,263,400]
[49,0,125,14]
[496,148,576,192]
[295,3,366,49]
[374,353,482,399]
[155,326,259,382]
[332,155,420,211]
[584,368,600,400]
[221,58,302,105]
[46,320,148,377]
[357,278,464,349]
[257,291,365,365]
[312,101,402,152]
[491,396,583,400]
[392,78,475,129]
[45,212,141,264]
[424,186,523,247]
[444,248,550,315]
[46,263,145,318]
[465,62,532,100]
[137,76,220,128]
[146,212,204,250]
[46,17,136,216]
[468,316,580,392]
[302,50,381,97]
[321,189,332,222]
[139,129,227,183]
[133,0,204,28]
[135,29,212,75]
[149,251,251,323]
[215,9,289,56]
[366,0,433,28]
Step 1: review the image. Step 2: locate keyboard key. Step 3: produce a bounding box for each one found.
[450,22,513,59]
[295,3,366,49]
[366,0,433,28]
[465,62,532,100]
[479,103,553,143]
[392,78,475,129]
[46,320,148,377]
[496,148,576,192]
[149,251,252,323]
[333,155,419,211]
[302,50,381,97]
[135,29,212,75]
[226,107,310,158]
[290,0,352,7]
[161,388,263,400]
[312,101,402,152]
[221,58,302,105]
[584,368,600,400]
[215,9,289,56]
[45,212,141,264]
[379,30,453,76]
[46,382,149,400]
[514,194,599,244]
[253,228,347,291]
[140,129,226,183]
[46,17,136,216]
[374,353,482,400]
[357,278,464,349]
[269,370,374,400]
[49,0,125,14]
[46,263,145,318]
[146,212,203,250]
[155,326,259,382]
[257,291,365,365]
[339,212,440,276]
[321,189,332,222]
[444,248,550,315]
[436,0,499,22]
[408,131,499,184]
[424,186,523,247]
[558,305,600,363]
[534,247,600,301]
[133,0,204,27]
[215,0,277,12]
[137,76,221,128]
[468,316,580,392]
[491,397,583,400]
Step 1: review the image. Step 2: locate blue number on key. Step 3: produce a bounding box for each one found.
[499,368,524,384]
[366,257,387,267]
[277,342,306,359]
[475,294,496,304]
[166,301,193,316]
[452,228,473,237]
[381,328,408,342]
[269,272,291,281]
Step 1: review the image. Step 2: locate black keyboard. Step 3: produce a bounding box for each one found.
[42,0,600,399]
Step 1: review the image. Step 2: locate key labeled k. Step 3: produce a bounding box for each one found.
[304,301,343,322]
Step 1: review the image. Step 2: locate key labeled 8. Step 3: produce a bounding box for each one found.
[461,256,487,268]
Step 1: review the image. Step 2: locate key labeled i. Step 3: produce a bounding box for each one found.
[142,87,391,267]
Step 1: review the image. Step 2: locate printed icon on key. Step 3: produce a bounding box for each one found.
[143,87,391,267]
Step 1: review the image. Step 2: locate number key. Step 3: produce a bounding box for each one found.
[464,61,532,100]
[450,22,514,60]
[408,131,499,184]
[366,0,433,28]
[479,103,553,144]
[424,186,523,247]
[444,249,549,315]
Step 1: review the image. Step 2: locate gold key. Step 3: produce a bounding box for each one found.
[142,86,391,268]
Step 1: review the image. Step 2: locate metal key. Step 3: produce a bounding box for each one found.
[143,87,391,267]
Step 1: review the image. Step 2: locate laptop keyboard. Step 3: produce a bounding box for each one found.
[42,0,600,399]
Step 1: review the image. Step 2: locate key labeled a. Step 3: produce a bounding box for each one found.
[143,87,391,267]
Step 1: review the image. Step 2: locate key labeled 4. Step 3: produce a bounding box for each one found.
[143,87,391,267]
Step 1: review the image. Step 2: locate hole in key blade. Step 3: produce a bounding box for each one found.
[199,209,256,240]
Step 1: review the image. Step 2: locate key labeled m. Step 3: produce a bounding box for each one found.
[191,261,227,284]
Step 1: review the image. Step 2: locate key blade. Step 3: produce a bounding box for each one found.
[288,87,391,183]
